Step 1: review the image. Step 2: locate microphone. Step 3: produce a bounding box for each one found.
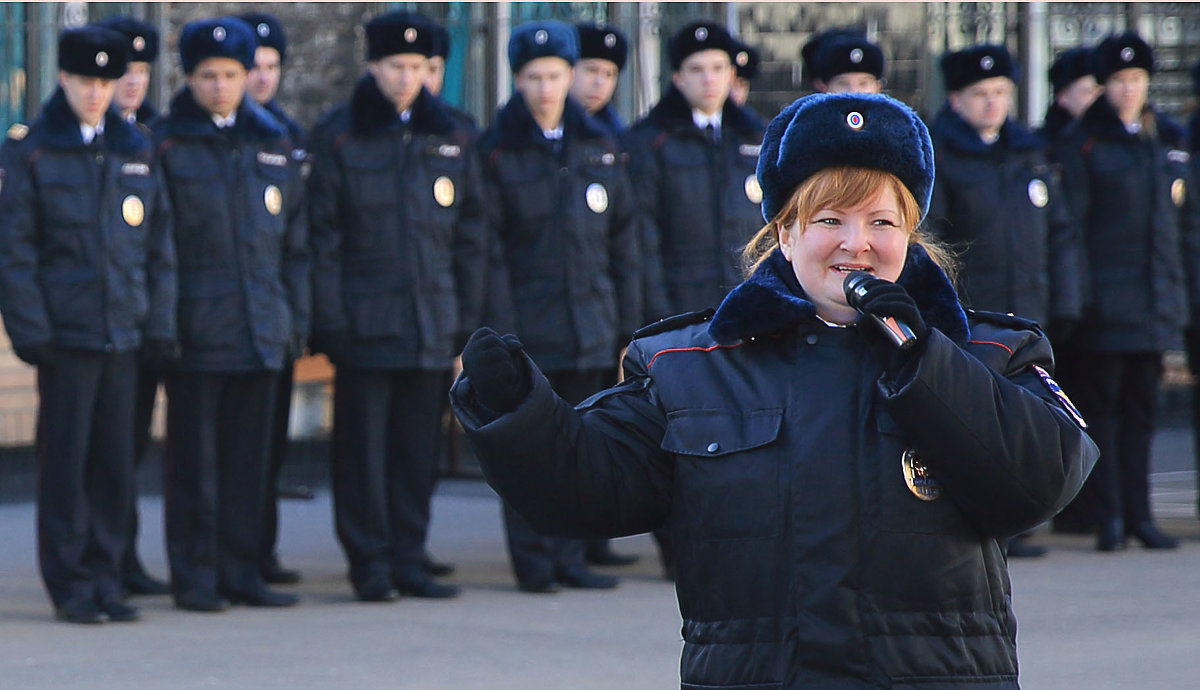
[842,271,919,350]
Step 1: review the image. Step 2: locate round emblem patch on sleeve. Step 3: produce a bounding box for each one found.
[585,183,608,214]
[264,185,283,216]
[1032,364,1087,428]
[433,176,455,207]
[744,174,763,204]
[1027,179,1049,208]
[1172,178,1186,208]
[122,195,145,227]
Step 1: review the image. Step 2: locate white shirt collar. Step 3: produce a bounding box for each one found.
[692,109,723,130]
[400,109,412,123]
[80,121,104,145]
[1124,120,1142,134]
[543,125,564,141]
[212,112,237,129]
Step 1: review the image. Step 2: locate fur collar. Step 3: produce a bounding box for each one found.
[262,98,304,144]
[1040,103,1075,143]
[1081,96,1186,147]
[591,102,626,137]
[163,86,288,141]
[642,85,765,138]
[349,74,454,137]
[708,244,969,346]
[485,92,610,150]
[134,102,160,127]
[36,87,147,155]
[931,105,1043,154]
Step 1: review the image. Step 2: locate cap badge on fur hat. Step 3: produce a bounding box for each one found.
[1121,47,1134,62]
[850,48,863,63]
[405,27,418,43]
[695,27,708,41]
[95,51,108,67]
[133,36,145,51]
[605,33,617,48]
[981,55,994,70]
[846,111,864,130]
[213,26,226,42]
[737,50,749,66]
[535,29,548,45]
[256,23,270,38]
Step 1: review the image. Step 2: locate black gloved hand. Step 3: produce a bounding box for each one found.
[311,329,352,367]
[13,341,54,368]
[852,276,929,376]
[140,338,181,369]
[460,327,530,414]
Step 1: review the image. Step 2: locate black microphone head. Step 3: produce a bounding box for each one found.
[842,270,874,308]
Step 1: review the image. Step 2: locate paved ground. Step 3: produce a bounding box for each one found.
[1,429,1198,689]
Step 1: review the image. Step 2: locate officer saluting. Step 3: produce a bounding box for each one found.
[0,26,177,624]
[155,17,310,611]
[307,10,486,602]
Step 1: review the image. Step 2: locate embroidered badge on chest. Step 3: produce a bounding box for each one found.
[264,185,283,215]
[1027,178,1049,208]
[901,449,942,501]
[433,176,455,207]
[586,182,608,213]
[744,174,763,204]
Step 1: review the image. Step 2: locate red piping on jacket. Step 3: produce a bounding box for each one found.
[968,339,1013,356]
[647,342,745,368]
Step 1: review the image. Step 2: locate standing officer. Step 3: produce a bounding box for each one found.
[928,46,1084,558]
[307,11,486,602]
[623,20,765,324]
[571,23,628,137]
[0,26,176,623]
[1053,32,1200,551]
[478,20,641,593]
[424,19,478,132]
[1189,60,1200,525]
[729,39,759,107]
[155,17,310,610]
[95,14,173,598]
[1042,47,1100,143]
[237,10,306,588]
[802,28,884,94]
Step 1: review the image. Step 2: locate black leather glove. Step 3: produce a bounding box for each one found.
[140,338,181,369]
[851,276,929,376]
[460,327,530,414]
[13,341,54,368]
[311,329,352,366]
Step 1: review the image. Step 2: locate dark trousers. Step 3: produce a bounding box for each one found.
[332,368,448,587]
[164,370,278,597]
[1052,344,1100,529]
[1065,351,1162,526]
[502,369,606,586]
[36,350,138,607]
[122,361,161,579]
[259,363,294,570]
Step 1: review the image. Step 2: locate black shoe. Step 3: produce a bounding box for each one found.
[1005,537,1048,559]
[55,599,106,624]
[175,590,230,613]
[261,559,302,585]
[557,568,619,590]
[394,575,460,599]
[1096,519,1126,552]
[355,576,397,603]
[585,543,640,567]
[423,557,456,577]
[517,578,560,594]
[123,569,171,596]
[1127,520,1179,550]
[220,586,299,608]
[98,597,141,622]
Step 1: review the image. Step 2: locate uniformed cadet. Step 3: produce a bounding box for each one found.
[801,28,884,94]
[236,10,306,589]
[0,26,177,623]
[928,45,1084,558]
[623,20,766,325]
[571,22,629,137]
[155,17,310,611]
[424,19,478,132]
[1188,60,1200,525]
[729,39,760,107]
[1041,47,1100,144]
[95,14,173,598]
[1052,32,1200,552]
[307,10,486,602]
[477,19,642,593]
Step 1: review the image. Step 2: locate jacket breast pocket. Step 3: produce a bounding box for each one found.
[39,167,92,227]
[663,408,783,541]
[343,152,396,209]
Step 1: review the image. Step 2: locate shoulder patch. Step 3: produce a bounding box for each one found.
[7,123,28,141]
[1032,364,1087,429]
[632,308,715,340]
[965,308,1042,334]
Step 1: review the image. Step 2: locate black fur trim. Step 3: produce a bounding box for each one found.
[931,105,1044,154]
[37,87,147,156]
[642,86,764,138]
[481,92,611,153]
[348,75,454,137]
[1081,96,1186,147]
[163,86,288,141]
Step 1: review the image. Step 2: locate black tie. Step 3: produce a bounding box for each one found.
[705,123,719,143]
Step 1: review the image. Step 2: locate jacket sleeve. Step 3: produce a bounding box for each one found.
[1180,154,1200,319]
[144,163,177,341]
[305,120,347,335]
[1050,136,1094,309]
[0,137,53,348]
[450,341,673,539]
[621,129,670,323]
[283,147,311,343]
[451,135,489,347]
[880,327,1099,538]
[1045,171,1085,321]
[607,156,645,340]
[477,147,516,333]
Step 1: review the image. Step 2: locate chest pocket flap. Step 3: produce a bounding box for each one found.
[662,408,782,457]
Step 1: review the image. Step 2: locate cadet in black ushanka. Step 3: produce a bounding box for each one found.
[454,92,1098,689]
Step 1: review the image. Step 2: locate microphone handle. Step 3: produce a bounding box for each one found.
[866,313,919,350]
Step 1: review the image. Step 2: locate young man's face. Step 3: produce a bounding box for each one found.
[186,57,248,118]
[948,76,1013,138]
[823,72,882,94]
[424,55,446,97]
[369,53,428,113]
[570,58,619,115]
[1056,75,1100,118]
[514,57,574,123]
[671,49,733,116]
[246,46,282,105]
[58,71,116,127]
[1104,67,1149,122]
[113,62,151,114]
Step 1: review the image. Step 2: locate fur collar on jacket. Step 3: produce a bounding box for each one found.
[1040,103,1075,143]
[708,244,969,346]
[36,87,146,155]
[349,74,455,137]
[1080,96,1186,147]
[590,102,626,137]
[931,105,1043,155]
[641,85,765,138]
[484,92,611,151]
[162,86,287,142]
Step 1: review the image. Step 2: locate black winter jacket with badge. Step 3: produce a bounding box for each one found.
[1051,98,1200,352]
[307,77,487,369]
[0,88,176,353]
[478,93,641,373]
[154,88,310,372]
[452,246,1098,689]
[622,87,765,322]
[928,107,1083,326]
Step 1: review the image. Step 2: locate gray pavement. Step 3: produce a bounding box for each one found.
[1,431,1199,689]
